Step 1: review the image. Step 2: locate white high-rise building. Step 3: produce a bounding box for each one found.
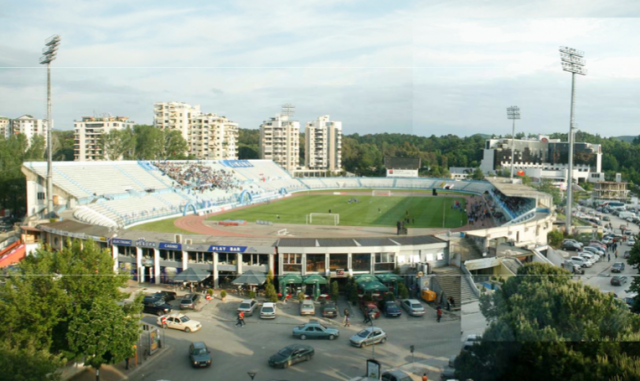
[11,115,49,146]
[305,115,342,173]
[259,114,300,173]
[74,116,135,161]
[153,102,238,160]
[0,116,10,139]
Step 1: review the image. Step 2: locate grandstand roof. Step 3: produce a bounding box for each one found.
[384,157,420,170]
[277,236,444,247]
[486,177,551,200]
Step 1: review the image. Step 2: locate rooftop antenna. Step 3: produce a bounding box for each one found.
[281,103,295,118]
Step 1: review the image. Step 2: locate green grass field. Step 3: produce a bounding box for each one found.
[208,194,468,228]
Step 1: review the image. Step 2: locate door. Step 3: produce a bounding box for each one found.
[314,327,324,338]
[305,327,316,338]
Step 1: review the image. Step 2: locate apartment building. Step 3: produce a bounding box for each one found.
[74,116,135,161]
[12,115,49,146]
[305,115,342,173]
[154,102,238,160]
[0,116,10,139]
[259,114,300,173]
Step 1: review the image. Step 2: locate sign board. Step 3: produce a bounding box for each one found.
[112,238,132,246]
[207,245,247,253]
[159,242,182,251]
[135,239,158,249]
[336,269,345,277]
[142,259,154,266]
[386,169,418,178]
[366,359,381,380]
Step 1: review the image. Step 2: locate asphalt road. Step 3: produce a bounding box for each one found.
[136,298,462,381]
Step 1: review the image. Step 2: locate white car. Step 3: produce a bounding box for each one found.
[629,237,636,246]
[578,253,597,266]
[156,313,202,333]
[260,302,277,319]
[581,249,601,261]
[570,256,591,268]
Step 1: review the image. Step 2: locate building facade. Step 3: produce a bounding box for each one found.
[11,115,49,146]
[593,181,629,201]
[449,167,474,180]
[74,116,135,161]
[259,114,300,173]
[0,116,10,139]
[305,115,342,173]
[480,135,602,183]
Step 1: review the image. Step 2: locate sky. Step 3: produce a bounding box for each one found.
[2,0,640,137]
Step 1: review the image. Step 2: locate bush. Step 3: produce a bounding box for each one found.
[265,283,278,303]
[298,292,306,302]
[548,229,564,248]
[207,288,214,295]
[249,290,256,299]
[398,283,409,299]
[330,281,339,302]
[220,290,227,299]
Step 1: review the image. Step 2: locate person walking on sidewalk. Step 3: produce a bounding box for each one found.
[422,373,428,381]
[437,306,442,323]
[236,311,245,327]
[608,253,611,262]
[363,308,373,324]
[344,310,350,327]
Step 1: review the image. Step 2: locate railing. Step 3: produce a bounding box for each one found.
[460,263,481,298]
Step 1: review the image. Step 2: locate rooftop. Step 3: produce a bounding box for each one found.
[487,177,551,200]
[384,157,421,170]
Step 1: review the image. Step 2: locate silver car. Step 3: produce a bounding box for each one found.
[237,299,259,316]
[349,327,387,348]
[400,299,425,317]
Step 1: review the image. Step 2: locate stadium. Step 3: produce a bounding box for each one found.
[18,159,554,305]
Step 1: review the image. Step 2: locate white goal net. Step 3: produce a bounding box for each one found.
[372,190,392,196]
[306,213,340,226]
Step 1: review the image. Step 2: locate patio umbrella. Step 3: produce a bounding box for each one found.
[279,274,303,300]
[358,281,389,293]
[354,274,377,284]
[173,267,210,283]
[232,270,266,286]
[303,274,328,285]
[376,273,403,283]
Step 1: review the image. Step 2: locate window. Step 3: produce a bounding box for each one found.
[37,192,45,200]
[352,254,371,271]
[329,254,348,271]
[283,253,301,272]
[375,252,395,271]
[243,254,267,266]
[218,252,236,265]
[306,254,325,272]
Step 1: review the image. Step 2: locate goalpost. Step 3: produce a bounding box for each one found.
[306,213,340,226]
[372,190,392,196]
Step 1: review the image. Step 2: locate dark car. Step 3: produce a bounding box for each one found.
[440,367,456,380]
[382,370,412,381]
[189,341,212,368]
[603,216,611,221]
[562,241,581,251]
[154,291,177,302]
[321,302,338,318]
[611,276,628,286]
[611,262,625,273]
[268,345,314,368]
[180,294,200,310]
[143,298,172,316]
[381,301,402,317]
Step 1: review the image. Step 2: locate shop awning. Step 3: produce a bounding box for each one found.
[232,270,266,286]
[358,281,389,292]
[279,274,303,285]
[173,267,210,283]
[377,273,403,283]
[355,274,377,284]
[303,274,328,285]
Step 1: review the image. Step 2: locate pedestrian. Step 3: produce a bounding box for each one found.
[125,357,130,370]
[344,314,350,327]
[448,296,455,311]
[422,373,428,381]
[615,250,618,259]
[363,308,372,324]
[608,253,611,262]
[437,306,442,323]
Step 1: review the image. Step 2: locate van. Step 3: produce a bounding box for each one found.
[619,212,635,220]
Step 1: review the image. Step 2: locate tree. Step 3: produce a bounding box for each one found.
[264,270,278,303]
[52,130,75,161]
[100,129,127,160]
[397,283,409,299]
[330,281,340,302]
[471,167,485,180]
[456,263,640,381]
[625,234,640,313]
[162,130,189,159]
[0,340,64,381]
[547,229,564,248]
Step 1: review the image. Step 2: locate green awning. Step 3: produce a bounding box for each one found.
[355,274,377,284]
[173,267,210,283]
[232,270,266,286]
[279,274,303,285]
[358,281,389,292]
[377,273,404,283]
[303,274,328,285]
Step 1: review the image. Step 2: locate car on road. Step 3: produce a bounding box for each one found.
[292,320,340,340]
[361,302,381,319]
[153,291,177,302]
[350,327,387,348]
[401,299,425,316]
[157,313,202,333]
[462,334,482,352]
[238,299,259,316]
[440,367,456,381]
[321,302,338,318]
[629,237,636,246]
[381,300,402,317]
[268,344,314,368]
[611,276,628,286]
[260,302,277,319]
[624,251,631,259]
[612,262,625,273]
[381,370,413,381]
[180,294,200,310]
[300,300,315,316]
[143,297,172,316]
[569,256,591,268]
[189,341,212,368]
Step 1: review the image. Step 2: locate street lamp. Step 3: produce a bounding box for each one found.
[559,46,587,233]
[506,106,520,180]
[40,35,61,218]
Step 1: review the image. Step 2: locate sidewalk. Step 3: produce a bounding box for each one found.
[69,345,173,381]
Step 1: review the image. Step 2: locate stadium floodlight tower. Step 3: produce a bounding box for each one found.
[40,35,61,218]
[506,106,520,181]
[559,46,586,234]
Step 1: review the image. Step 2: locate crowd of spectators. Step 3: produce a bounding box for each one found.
[491,188,531,215]
[155,161,240,193]
[468,195,492,227]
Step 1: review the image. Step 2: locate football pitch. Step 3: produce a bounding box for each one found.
[208,194,468,228]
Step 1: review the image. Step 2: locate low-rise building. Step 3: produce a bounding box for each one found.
[449,167,474,180]
[593,181,629,201]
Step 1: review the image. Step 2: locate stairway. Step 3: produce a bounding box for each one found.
[432,266,478,307]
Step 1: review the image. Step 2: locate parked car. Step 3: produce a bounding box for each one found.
[462,334,482,351]
[154,291,177,302]
[300,300,316,316]
[157,313,202,332]
[382,370,413,381]
[321,302,338,318]
[611,276,628,286]
[180,294,200,310]
[440,367,456,381]
[612,262,625,273]
[401,299,425,316]
[628,237,636,246]
[578,252,597,265]
[569,256,591,268]
[189,341,212,368]
[260,302,277,319]
[381,300,402,317]
[584,246,605,256]
[143,297,172,316]
[268,345,314,368]
[566,263,585,275]
[603,216,611,221]
[238,299,259,316]
[292,320,340,340]
[349,327,387,348]
[562,240,582,251]
[602,237,613,245]
[361,302,381,319]
[624,251,631,259]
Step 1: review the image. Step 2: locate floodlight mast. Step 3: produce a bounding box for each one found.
[559,46,586,234]
[40,35,61,218]
[507,106,520,180]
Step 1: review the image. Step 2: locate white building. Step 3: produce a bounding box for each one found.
[0,116,10,139]
[449,167,474,180]
[74,116,135,161]
[305,115,342,173]
[11,115,49,146]
[259,114,300,173]
[154,102,238,160]
[480,135,603,184]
